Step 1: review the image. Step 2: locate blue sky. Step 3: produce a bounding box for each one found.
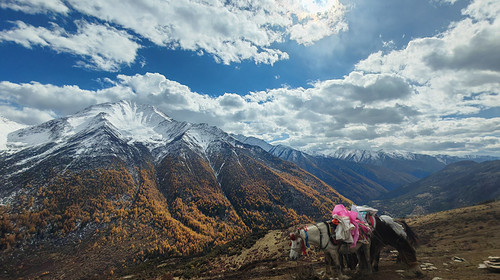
[1,0,500,156]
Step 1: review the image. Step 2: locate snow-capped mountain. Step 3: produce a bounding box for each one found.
[328,148,417,163]
[4,100,235,160]
[328,148,497,165]
[231,134,274,152]
[0,101,245,184]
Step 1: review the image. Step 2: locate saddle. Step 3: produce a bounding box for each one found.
[324,220,339,245]
[324,219,373,246]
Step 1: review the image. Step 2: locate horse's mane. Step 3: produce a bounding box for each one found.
[397,220,419,247]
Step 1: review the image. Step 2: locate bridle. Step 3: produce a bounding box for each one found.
[290,223,331,257]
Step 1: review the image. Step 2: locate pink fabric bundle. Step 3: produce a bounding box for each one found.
[332,204,360,247]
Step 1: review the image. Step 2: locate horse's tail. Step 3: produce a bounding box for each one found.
[398,220,419,247]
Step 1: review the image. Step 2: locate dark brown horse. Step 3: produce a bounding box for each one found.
[370,215,422,276]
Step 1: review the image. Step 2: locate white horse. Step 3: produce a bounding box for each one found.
[289,221,371,279]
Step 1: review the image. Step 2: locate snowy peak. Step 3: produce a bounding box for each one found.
[328,148,417,163]
[5,101,174,151]
[3,101,236,162]
[67,100,174,145]
[328,148,497,165]
[183,123,235,152]
[73,100,173,133]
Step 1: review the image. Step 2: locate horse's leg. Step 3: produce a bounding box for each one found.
[373,248,381,272]
[345,253,358,270]
[339,252,345,271]
[369,237,383,272]
[326,247,349,280]
[362,243,372,273]
[353,243,372,277]
[324,252,334,276]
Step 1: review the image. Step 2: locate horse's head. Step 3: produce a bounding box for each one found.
[289,229,306,261]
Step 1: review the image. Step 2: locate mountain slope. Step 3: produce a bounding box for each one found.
[370,160,500,217]
[0,101,351,279]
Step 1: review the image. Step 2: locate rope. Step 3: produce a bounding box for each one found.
[304,229,310,248]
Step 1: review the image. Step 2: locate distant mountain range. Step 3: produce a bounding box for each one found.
[369,160,500,217]
[233,135,497,203]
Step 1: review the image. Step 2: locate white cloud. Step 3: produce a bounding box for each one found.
[65,0,347,64]
[285,0,348,45]
[0,0,69,14]
[355,0,500,120]
[462,0,500,20]
[1,0,348,66]
[0,80,106,121]
[431,0,459,5]
[0,104,56,125]
[0,20,140,71]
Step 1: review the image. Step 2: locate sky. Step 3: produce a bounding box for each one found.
[1,0,500,157]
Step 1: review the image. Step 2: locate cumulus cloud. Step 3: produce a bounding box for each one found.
[0,104,56,125]
[355,0,500,119]
[0,80,109,124]
[0,0,69,14]
[0,20,140,71]
[1,0,348,67]
[0,69,488,156]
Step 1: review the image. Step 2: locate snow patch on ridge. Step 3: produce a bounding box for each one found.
[2,101,237,164]
[326,148,417,162]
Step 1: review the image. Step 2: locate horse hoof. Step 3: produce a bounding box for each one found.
[403,269,424,278]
